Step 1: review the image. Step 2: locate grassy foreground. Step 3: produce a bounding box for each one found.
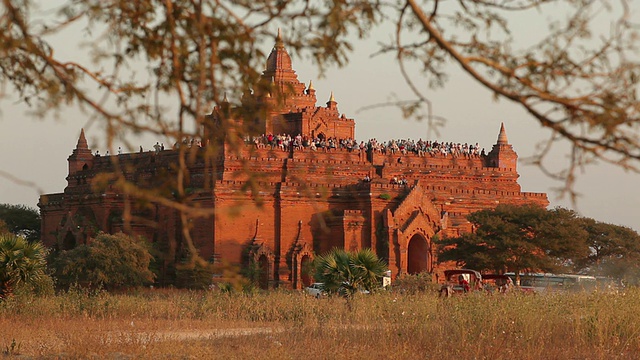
[2,288,640,359]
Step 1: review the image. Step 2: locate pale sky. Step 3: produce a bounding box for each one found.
[0,2,638,232]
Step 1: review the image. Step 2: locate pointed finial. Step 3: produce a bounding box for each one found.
[222,92,228,103]
[328,91,335,103]
[308,80,314,91]
[253,218,260,240]
[276,28,284,47]
[294,219,304,244]
[76,128,88,150]
[497,122,508,144]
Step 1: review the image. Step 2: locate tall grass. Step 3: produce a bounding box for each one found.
[2,288,640,359]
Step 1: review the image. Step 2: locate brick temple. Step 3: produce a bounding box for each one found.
[39,33,548,288]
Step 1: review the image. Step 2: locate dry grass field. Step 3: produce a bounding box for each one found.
[2,287,640,359]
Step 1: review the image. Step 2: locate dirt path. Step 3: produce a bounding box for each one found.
[101,326,287,345]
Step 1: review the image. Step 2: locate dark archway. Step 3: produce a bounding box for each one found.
[62,231,76,250]
[107,209,123,234]
[300,255,312,287]
[258,255,269,290]
[407,233,430,275]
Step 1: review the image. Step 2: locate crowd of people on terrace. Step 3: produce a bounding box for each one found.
[245,133,487,158]
[94,133,487,159]
[94,140,196,157]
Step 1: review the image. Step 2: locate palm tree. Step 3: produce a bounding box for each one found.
[0,234,48,299]
[313,248,387,297]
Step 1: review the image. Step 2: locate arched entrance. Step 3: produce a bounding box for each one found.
[62,231,76,250]
[258,255,269,289]
[407,233,430,274]
[107,209,123,233]
[300,255,312,287]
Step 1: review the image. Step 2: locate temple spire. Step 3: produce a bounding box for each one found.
[264,28,294,74]
[68,128,93,179]
[76,128,88,150]
[497,122,509,144]
[276,28,283,47]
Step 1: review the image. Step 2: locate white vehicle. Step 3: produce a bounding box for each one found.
[305,283,326,298]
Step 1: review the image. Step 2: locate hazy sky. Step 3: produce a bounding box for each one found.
[0,2,638,231]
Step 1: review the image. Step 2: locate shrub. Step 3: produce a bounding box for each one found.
[50,232,155,290]
[174,262,216,290]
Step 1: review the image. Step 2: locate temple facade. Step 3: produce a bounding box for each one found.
[38,34,548,289]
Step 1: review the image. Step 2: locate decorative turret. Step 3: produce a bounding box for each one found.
[306,80,316,96]
[67,129,94,185]
[486,123,518,170]
[219,92,231,118]
[326,91,337,110]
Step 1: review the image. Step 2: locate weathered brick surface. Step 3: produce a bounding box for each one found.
[39,37,548,289]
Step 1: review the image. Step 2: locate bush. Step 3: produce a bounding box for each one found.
[174,262,216,290]
[50,232,155,290]
[211,260,253,293]
[13,274,55,298]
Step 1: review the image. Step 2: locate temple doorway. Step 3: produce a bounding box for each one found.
[300,255,312,287]
[407,233,430,274]
[62,231,76,250]
[258,255,269,289]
